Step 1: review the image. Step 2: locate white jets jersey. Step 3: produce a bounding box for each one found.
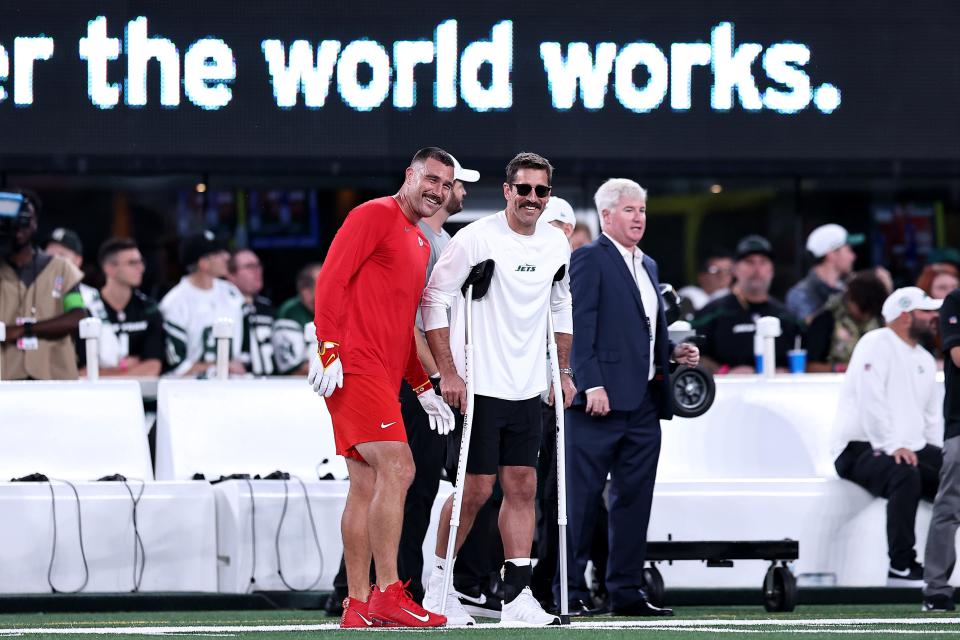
[160,277,244,376]
[421,210,572,400]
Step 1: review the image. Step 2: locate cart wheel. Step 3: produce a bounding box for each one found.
[763,565,797,612]
[671,365,716,418]
[643,565,665,607]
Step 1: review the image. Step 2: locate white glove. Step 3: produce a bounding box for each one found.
[417,390,455,435]
[307,343,343,398]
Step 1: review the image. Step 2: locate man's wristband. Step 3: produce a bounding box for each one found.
[559,367,574,378]
[22,321,35,338]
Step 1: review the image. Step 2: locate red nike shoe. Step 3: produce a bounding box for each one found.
[368,580,446,627]
[340,596,378,628]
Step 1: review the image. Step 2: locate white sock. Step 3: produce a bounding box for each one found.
[433,555,448,573]
[505,557,531,567]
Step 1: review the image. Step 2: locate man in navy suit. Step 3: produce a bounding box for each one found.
[560,178,699,616]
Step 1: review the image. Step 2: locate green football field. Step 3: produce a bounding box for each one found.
[0,605,957,640]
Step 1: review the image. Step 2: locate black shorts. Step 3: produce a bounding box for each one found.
[453,394,542,475]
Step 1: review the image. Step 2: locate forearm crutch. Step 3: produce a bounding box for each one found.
[547,265,570,624]
[440,259,495,615]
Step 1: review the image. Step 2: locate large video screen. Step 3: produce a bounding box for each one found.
[0,1,957,166]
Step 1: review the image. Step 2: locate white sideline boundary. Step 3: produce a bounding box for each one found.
[0,618,959,635]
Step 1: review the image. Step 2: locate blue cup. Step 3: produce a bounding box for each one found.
[787,349,807,374]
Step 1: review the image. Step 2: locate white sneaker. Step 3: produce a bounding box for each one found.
[500,587,560,626]
[423,582,476,626]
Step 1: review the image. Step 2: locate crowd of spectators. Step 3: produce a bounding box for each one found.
[1,187,958,381]
[690,225,958,375]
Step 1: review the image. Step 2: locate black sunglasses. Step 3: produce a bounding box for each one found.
[511,183,552,198]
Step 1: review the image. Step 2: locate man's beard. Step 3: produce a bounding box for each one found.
[445,195,463,215]
[908,315,936,343]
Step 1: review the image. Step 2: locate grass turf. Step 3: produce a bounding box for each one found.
[0,605,956,639]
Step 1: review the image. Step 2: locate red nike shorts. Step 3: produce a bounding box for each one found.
[324,373,406,463]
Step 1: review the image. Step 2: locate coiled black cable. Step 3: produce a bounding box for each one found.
[119,478,146,591]
[274,475,324,591]
[47,479,89,594]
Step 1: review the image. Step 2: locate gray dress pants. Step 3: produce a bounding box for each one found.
[924,436,960,597]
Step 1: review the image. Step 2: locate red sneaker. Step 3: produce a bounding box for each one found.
[340,596,378,628]
[368,580,446,627]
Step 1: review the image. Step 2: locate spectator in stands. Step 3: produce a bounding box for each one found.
[915,264,959,362]
[787,224,863,323]
[805,270,888,373]
[398,154,479,605]
[0,191,86,380]
[927,247,960,273]
[693,235,803,374]
[874,265,895,294]
[678,251,734,313]
[272,263,322,375]
[832,287,943,586]
[916,264,959,301]
[560,178,698,617]
[89,238,163,377]
[228,249,275,376]
[45,227,123,368]
[922,284,960,612]
[160,231,245,378]
[570,222,592,251]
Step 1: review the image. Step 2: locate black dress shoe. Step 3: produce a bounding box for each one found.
[567,599,609,616]
[612,599,674,617]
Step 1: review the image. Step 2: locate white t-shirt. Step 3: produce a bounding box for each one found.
[159,277,245,377]
[832,327,943,457]
[421,210,573,400]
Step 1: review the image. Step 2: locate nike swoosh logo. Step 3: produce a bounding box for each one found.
[400,607,430,623]
[380,421,397,429]
[356,612,374,626]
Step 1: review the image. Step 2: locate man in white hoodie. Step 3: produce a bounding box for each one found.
[832,287,943,586]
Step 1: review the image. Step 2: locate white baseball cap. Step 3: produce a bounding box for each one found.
[450,155,479,183]
[540,196,576,226]
[881,286,943,323]
[806,223,865,258]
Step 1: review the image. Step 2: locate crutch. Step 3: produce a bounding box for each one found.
[547,266,570,624]
[440,259,495,615]
[0,321,5,380]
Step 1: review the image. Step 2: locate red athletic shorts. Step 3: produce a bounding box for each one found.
[324,373,406,462]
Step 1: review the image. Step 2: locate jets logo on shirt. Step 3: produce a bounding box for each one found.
[516,264,536,272]
[950,316,958,325]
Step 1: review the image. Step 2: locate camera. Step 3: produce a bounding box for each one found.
[0,192,31,257]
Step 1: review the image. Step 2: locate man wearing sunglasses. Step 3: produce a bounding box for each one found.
[421,152,574,626]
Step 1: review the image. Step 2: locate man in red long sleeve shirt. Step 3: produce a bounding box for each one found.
[310,147,456,628]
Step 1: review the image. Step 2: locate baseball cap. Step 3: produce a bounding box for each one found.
[540,196,576,226]
[450,154,479,183]
[180,230,227,267]
[734,234,774,261]
[881,286,943,323]
[46,227,83,256]
[806,223,865,258]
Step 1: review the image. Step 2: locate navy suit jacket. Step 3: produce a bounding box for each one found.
[570,234,675,419]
